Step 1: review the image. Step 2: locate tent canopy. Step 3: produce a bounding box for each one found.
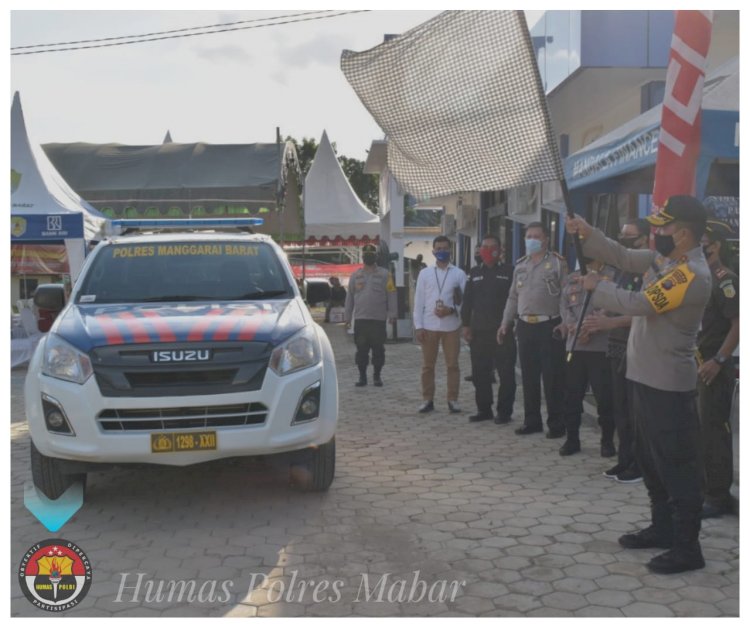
[11,91,106,243]
[303,130,380,243]
[563,56,739,196]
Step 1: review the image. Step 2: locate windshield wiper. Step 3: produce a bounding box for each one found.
[139,295,216,302]
[234,290,290,300]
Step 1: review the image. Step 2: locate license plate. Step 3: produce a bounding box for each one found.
[151,431,217,453]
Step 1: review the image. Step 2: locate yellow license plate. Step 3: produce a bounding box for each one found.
[151,431,217,453]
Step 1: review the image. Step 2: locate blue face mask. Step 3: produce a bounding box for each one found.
[434,250,451,263]
[525,238,543,255]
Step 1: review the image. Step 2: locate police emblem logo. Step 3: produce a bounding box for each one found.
[18,539,92,612]
[720,280,736,299]
[11,216,27,237]
[11,169,22,194]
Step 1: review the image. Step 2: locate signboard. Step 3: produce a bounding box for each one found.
[10,213,84,241]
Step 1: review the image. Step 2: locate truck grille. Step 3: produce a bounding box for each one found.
[97,402,268,431]
[91,341,270,397]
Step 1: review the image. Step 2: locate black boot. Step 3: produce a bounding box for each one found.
[647,516,704,574]
[620,502,673,549]
[559,438,581,456]
[373,370,383,387]
[355,369,367,387]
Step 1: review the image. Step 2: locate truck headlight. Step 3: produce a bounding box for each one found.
[41,334,94,385]
[269,327,321,376]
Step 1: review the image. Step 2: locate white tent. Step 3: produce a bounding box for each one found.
[303,130,380,243]
[11,91,107,280]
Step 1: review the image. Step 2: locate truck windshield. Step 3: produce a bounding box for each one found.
[75,240,294,304]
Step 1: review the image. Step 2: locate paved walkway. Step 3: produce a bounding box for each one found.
[10,323,739,617]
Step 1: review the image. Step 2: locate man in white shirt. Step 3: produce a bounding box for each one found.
[413,235,467,413]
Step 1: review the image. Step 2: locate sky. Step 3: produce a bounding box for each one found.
[9,8,546,162]
[9,9,465,162]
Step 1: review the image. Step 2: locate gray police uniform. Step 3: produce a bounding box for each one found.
[582,228,711,554]
[344,266,397,376]
[501,251,567,433]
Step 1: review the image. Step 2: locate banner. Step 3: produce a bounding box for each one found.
[652,11,713,209]
[341,11,563,198]
[11,244,69,274]
[290,263,362,280]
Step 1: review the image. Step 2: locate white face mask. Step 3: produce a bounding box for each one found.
[525,238,542,255]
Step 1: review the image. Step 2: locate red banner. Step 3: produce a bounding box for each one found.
[290,263,362,280]
[11,244,69,274]
[652,11,713,209]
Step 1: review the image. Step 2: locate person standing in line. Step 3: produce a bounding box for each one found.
[581,219,649,483]
[413,235,467,414]
[558,258,615,457]
[465,242,496,384]
[461,234,516,423]
[344,244,397,387]
[498,222,568,438]
[567,195,712,574]
[696,219,739,519]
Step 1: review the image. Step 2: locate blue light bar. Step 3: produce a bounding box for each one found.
[112,218,264,230]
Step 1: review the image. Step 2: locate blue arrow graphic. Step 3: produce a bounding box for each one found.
[24,482,84,532]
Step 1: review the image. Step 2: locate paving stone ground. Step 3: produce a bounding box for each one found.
[10,322,739,617]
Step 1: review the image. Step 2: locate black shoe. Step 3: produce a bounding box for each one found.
[418,400,434,414]
[647,547,705,574]
[618,526,673,550]
[494,414,512,425]
[559,440,581,456]
[515,424,543,435]
[600,440,617,458]
[546,428,566,439]
[701,498,735,519]
[373,374,383,387]
[469,412,492,423]
[355,377,367,387]
[603,463,627,479]
[615,469,643,484]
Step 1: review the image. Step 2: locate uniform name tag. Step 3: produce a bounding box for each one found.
[644,263,695,313]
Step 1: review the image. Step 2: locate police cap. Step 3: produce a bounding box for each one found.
[647,195,707,228]
[704,219,734,242]
[362,243,377,253]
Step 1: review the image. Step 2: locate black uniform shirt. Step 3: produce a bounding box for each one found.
[698,263,739,358]
[461,262,513,332]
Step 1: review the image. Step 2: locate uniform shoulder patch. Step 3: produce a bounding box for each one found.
[715,267,728,279]
[386,275,396,292]
[719,278,736,299]
[643,262,696,314]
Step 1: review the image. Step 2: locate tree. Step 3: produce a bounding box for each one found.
[284,135,378,214]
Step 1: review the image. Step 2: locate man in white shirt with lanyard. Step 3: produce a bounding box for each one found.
[413,235,467,414]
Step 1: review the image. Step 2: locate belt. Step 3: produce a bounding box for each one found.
[519,314,557,324]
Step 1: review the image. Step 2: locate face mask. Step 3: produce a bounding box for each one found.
[619,236,639,249]
[525,239,542,255]
[434,250,451,263]
[480,246,499,266]
[363,253,377,265]
[654,233,676,257]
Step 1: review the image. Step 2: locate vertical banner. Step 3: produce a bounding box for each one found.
[652,11,713,209]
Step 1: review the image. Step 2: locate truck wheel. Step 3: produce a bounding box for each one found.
[30,441,86,500]
[289,437,335,491]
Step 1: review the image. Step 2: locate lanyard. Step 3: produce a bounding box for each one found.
[434,266,450,300]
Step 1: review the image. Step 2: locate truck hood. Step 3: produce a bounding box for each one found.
[54,300,307,353]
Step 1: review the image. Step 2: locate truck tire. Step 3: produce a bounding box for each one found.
[30,441,86,500]
[289,437,335,491]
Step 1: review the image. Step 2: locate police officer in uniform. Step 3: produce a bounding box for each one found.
[344,243,397,387]
[697,220,739,519]
[567,195,712,574]
[461,234,516,423]
[499,221,567,438]
[559,258,615,457]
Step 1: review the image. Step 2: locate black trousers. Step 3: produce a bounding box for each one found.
[631,380,703,547]
[698,363,736,504]
[516,318,565,432]
[611,355,639,472]
[470,329,517,418]
[563,351,614,441]
[354,319,386,373]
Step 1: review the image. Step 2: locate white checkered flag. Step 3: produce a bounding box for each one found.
[341,10,564,199]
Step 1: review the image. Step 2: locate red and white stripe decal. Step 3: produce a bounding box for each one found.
[94,314,126,345]
[116,311,153,344]
[186,308,225,342]
[139,309,178,342]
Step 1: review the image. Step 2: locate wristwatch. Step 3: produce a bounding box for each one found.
[713,354,728,365]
